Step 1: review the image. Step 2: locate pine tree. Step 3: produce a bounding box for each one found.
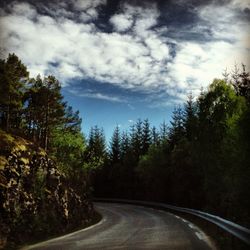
[88,126,106,159]
[183,94,197,140]
[120,131,130,160]
[142,119,151,154]
[159,121,168,142]
[238,64,250,102]
[110,125,121,163]
[169,106,185,146]
[63,105,82,133]
[0,54,29,131]
[25,75,65,149]
[84,126,106,171]
[151,126,160,145]
[130,119,143,158]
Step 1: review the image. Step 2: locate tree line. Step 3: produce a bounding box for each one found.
[0,54,97,248]
[90,66,250,228]
[0,54,87,181]
[1,53,249,228]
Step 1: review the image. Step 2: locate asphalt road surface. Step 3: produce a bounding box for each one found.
[24,202,216,250]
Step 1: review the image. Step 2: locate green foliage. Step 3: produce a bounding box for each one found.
[109,125,121,164]
[50,129,86,175]
[142,119,151,154]
[94,72,250,227]
[137,143,168,185]
[169,106,185,147]
[0,53,29,131]
[84,126,106,172]
[24,75,66,149]
[0,54,95,248]
[2,53,249,230]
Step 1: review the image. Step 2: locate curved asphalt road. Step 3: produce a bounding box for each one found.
[24,202,216,250]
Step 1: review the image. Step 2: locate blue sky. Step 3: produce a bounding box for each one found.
[62,83,173,139]
[0,0,249,140]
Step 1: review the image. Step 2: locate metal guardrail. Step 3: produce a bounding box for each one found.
[93,198,250,245]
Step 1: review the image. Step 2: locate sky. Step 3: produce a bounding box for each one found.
[0,0,249,140]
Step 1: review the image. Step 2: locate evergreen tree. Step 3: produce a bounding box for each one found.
[120,131,130,160]
[130,119,143,159]
[159,121,168,142]
[85,126,107,196]
[169,106,185,147]
[63,105,82,133]
[25,75,65,150]
[0,54,29,131]
[238,64,250,102]
[183,94,197,140]
[142,119,151,154]
[151,126,160,145]
[110,125,121,163]
[85,126,106,167]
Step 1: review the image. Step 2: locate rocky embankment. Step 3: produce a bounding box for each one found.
[0,130,95,249]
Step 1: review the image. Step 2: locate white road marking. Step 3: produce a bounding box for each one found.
[181,218,188,223]
[195,232,204,240]
[188,223,195,229]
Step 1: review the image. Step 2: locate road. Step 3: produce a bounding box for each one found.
[24,202,216,250]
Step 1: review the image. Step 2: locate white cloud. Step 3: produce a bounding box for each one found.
[72,0,106,22]
[166,1,250,100]
[69,89,126,103]
[0,2,170,99]
[0,0,249,106]
[231,0,250,9]
[73,0,107,10]
[145,36,169,61]
[10,2,37,19]
[110,13,133,32]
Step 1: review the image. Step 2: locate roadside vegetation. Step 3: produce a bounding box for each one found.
[0,53,249,248]
[0,54,96,249]
[91,65,250,229]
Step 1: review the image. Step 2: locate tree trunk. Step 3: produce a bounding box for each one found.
[44,97,49,151]
[6,95,10,132]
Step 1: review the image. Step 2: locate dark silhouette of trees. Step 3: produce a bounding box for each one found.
[93,68,250,227]
[0,54,95,249]
[151,126,160,145]
[0,54,29,131]
[142,119,151,154]
[25,75,65,150]
[110,125,121,164]
[2,53,248,228]
[84,126,107,172]
[0,54,87,176]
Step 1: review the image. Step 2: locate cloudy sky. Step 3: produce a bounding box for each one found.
[0,0,249,139]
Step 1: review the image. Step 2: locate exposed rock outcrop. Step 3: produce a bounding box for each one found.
[0,131,94,249]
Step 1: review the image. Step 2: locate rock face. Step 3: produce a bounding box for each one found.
[0,131,94,249]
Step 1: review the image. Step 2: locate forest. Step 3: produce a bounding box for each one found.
[0,53,249,247]
[0,54,95,248]
[90,65,250,228]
